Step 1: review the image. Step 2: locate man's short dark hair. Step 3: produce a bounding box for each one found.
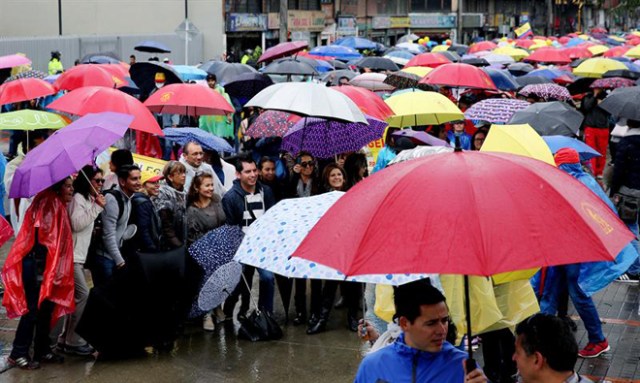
[394,279,446,323]
[130,54,136,59]
[116,164,141,180]
[235,155,256,172]
[206,73,217,82]
[111,149,134,171]
[628,119,640,129]
[515,314,578,372]
[259,156,275,170]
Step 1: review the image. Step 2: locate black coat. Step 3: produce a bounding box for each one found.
[611,133,640,195]
[129,193,162,252]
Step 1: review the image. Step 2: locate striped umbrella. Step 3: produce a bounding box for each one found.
[464,98,531,124]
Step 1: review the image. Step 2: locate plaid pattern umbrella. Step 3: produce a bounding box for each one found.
[464,99,531,124]
[281,116,387,158]
[3,70,47,84]
[518,83,572,101]
[590,77,636,89]
[245,110,302,138]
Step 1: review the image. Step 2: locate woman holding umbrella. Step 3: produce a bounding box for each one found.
[156,161,187,250]
[3,177,75,369]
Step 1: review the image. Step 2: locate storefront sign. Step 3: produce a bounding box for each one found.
[372,16,390,29]
[268,11,326,32]
[226,13,267,32]
[337,16,357,35]
[390,16,410,28]
[409,13,457,29]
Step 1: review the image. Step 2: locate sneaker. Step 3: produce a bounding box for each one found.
[578,340,610,358]
[63,343,95,356]
[203,313,215,331]
[7,356,40,370]
[616,273,640,283]
[213,307,226,324]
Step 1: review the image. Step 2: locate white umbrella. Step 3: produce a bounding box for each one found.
[245,82,367,123]
[349,73,396,92]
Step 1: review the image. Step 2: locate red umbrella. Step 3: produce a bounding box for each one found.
[331,85,394,120]
[95,63,131,79]
[143,83,234,116]
[53,64,126,91]
[524,48,571,64]
[0,54,31,70]
[562,46,593,59]
[515,39,537,49]
[257,41,309,64]
[467,41,497,54]
[0,78,57,105]
[293,151,633,278]
[603,46,630,57]
[47,86,162,135]
[404,53,451,68]
[419,63,497,90]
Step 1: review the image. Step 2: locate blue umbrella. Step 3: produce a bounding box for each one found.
[542,135,601,161]
[482,68,519,91]
[135,40,172,54]
[384,50,416,60]
[314,59,334,73]
[565,38,587,47]
[524,68,576,81]
[333,37,377,50]
[171,65,208,81]
[309,45,362,61]
[163,127,235,153]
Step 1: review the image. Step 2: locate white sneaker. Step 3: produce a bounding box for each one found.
[203,313,215,331]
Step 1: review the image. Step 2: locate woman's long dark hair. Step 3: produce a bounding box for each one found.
[187,172,214,206]
[321,163,346,192]
[343,152,368,191]
[73,165,103,200]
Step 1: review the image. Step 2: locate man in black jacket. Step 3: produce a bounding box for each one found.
[580,88,612,178]
[222,156,276,321]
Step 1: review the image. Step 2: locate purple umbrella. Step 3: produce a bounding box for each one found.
[518,84,572,102]
[392,129,449,147]
[281,116,387,158]
[10,112,134,198]
[245,110,302,138]
[464,98,531,124]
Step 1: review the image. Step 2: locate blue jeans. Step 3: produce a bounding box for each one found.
[626,221,640,275]
[540,264,605,343]
[91,255,116,289]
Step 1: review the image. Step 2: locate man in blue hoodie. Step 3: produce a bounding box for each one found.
[222,156,276,321]
[354,280,487,383]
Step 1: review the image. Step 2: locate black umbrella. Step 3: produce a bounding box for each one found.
[129,61,183,96]
[508,101,583,136]
[80,52,121,64]
[515,75,554,88]
[448,44,469,55]
[507,62,535,76]
[320,69,357,85]
[262,58,318,76]
[437,51,461,63]
[569,57,589,68]
[603,69,640,80]
[224,72,274,99]
[567,77,596,95]
[600,86,640,120]
[461,57,490,67]
[328,59,348,70]
[204,61,258,85]
[134,40,172,54]
[354,57,399,72]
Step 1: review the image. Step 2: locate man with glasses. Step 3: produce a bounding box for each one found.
[513,314,593,383]
[179,141,226,195]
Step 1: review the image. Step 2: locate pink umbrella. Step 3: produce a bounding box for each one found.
[0,78,57,105]
[257,41,309,64]
[0,54,31,70]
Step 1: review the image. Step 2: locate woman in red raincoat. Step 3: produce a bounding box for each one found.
[2,177,75,369]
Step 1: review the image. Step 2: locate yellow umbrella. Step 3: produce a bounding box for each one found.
[431,45,449,52]
[625,45,640,58]
[578,34,590,40]
[609,35,625,43]
[401,66,432,77]
[529,42,548,50]
[588,45,609,56]
[493,46,530,61]
[385,91,463,128]
[573,57,627,78]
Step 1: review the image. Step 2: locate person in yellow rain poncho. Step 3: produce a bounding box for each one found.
[199,74,234,144]
[48,51,64,75]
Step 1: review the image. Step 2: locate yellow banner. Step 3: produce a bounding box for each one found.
[104,148,167,180]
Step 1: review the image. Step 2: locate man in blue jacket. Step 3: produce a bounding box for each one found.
[354,280,487,383]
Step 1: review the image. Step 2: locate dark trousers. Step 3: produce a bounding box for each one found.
[90,255,116,290]
[296,280,361,320]
[10,257,55,360]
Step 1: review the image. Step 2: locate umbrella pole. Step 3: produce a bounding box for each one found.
[464,275,477,371]
[80,168,101,196]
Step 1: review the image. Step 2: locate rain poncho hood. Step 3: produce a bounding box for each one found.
[2,190,75,323]
[532,162,639,296]
[354,333,468,383]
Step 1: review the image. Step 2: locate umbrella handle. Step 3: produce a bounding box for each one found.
[80,168,101,197]
[240,271,261,315]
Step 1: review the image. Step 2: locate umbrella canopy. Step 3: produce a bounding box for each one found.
[482,68,519,91]
[507,62,535,76]
[134,40,172,53]
[327,59,348,69]
[80,52,121,64]
[262,58,319,76]
[129,61,183,95]
[397,34,419,44]
[246,82,367,123]
[392,129,449,146]
[354,57,399,72]
[515,75,554,87]
[395,42,427,54]
[309,45,362,61]
[590,76,635,89]
[321,69,357,86]
[599,86,640,120]
[47,86,163,135]
[3,70,47,84]
[493,47,529,61]
[171,65,208,81]
[508,101,583,136]
[524,49,571,64]
[448,44,469,55]
[163,127,235,153]
[518,83,572,101]
[383,71,423,90]
[624,45,640,58]
[204,62,258,85]
[385,91,464,128]
[405,53,451,68]
[292,151,632,280]
[562,46,594,60]
[223,72,274,99]
[437,51,461,62]
[419,63,497,90]
[332,85,394,120]
[10,112,134,198]
[143,83,234,116]
[481,124,555,166]
[573,58,627,78]
[334,37,377,50]
[401,66,433,77]
[257,41,309,64]
[0,110,69,131]
[53,64,126,91]
[604,46,630,57]
[281,115,387,158]
[542,135,601,161]
[602,69,640,80]
[461,57,490,67]
[0,54,31,70]
[0,78,56,105]
[349,73,395,92]
[464,98,531,124]
[245,110,301,138]
[468,41,498,54]
[482,53,516,66]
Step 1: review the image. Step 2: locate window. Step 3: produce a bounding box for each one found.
[411,0,452,12]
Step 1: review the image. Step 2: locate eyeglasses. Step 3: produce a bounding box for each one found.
[93,178,105,184]
[300,161,315,168]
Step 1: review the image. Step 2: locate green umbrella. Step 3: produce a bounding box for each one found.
[0,109,69,131]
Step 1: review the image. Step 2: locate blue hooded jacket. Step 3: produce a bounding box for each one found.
[354,333,468,383]
[532,163,639,296]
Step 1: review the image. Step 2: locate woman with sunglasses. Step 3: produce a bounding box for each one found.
[56,166,106,357]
